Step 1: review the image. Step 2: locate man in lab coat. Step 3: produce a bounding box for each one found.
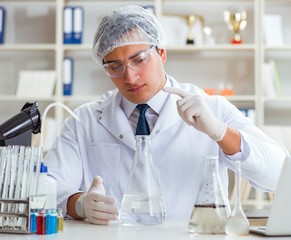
[44,5,288,225]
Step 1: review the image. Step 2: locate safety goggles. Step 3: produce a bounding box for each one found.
[102,45,156,78]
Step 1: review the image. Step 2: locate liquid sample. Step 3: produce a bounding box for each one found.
[225,161,249,235]
[120,194,166,225]
[225,216,249,235]
[188,204,229,234]
[37,211,46,235]
[57,216,64,232]
[30,210,37,233]
[57,208,64,232]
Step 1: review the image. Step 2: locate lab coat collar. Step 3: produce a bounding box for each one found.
[95,90,136,150]
[94,76,183,149]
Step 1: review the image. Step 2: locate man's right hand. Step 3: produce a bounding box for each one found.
[82,176,118,225]
[163,87,227,141]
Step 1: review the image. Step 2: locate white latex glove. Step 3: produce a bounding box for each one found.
[163,87,227,141]
[84,176,118,225]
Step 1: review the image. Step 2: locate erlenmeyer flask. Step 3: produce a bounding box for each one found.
[120,135,166,225]
[188,155,231,234]
[225,161,249,235]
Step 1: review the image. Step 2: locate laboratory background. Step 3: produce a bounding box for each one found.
[0,0,291,238]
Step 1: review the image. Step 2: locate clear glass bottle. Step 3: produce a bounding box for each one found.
[225,161,249,235]
[119,135,166,225]
[188,155,231,234]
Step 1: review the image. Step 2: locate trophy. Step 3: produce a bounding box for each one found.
[185,15,204,45]
[224,10,247,44]
[185,15,196,44]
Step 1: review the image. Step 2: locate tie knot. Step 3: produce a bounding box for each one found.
[136,104,149,114]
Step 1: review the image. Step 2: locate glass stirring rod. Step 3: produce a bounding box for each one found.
[225,161,250,235]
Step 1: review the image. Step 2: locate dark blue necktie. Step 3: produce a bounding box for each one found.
[136,104,150,135]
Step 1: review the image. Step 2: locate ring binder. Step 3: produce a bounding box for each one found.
[73,7,84,44]
[0,6,6,44]
[63,6,84,44]
[63,57,74,95]
[63,7,73,44]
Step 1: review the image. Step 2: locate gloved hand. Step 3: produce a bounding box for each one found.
[83,176,118,225]
[163,87,227,141]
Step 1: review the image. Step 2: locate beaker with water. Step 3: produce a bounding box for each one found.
[119,135,166,225]
[188,155,230,234]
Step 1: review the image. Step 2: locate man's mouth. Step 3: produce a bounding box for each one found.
[128,84,145,93]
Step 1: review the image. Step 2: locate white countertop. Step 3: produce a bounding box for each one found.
[0,219,291,240]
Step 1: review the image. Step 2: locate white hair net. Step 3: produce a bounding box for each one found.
[92,5,167,63]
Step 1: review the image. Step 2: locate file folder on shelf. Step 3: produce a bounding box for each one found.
[63,7,73,44]
[63,57,74,95]
[63,6,84,44]
[0,6,6,44]
[73,7,84,44]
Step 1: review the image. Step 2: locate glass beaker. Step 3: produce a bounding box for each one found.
[119,135,166,225]
[188,155,231,234]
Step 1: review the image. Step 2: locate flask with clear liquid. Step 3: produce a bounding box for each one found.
[119,135,166,225]
[188,155,231,234]
[225,161,249,235]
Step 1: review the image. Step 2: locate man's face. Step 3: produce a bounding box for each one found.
[103,44,167,104]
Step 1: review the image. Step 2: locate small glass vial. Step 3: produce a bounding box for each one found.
[57,208,64,232]
[49,209,58,234]
[46,209,52,234]
[30,209,37,233]
[37,209,46,235]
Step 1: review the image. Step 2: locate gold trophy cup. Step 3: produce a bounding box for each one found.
[185,15,196,44]
[185,15,204,45]
[224,10,247,44]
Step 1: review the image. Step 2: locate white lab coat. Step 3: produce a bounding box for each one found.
[44,76,288,219]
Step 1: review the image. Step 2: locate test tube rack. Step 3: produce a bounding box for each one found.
[0,195,46,234]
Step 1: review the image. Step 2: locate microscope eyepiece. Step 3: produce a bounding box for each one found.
[0,101,41,146]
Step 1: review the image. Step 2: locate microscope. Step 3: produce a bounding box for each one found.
[0,102,41,146]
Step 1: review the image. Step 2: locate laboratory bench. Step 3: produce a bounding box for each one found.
[1,219,291,240]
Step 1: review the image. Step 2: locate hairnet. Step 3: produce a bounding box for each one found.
[92,5,167,63]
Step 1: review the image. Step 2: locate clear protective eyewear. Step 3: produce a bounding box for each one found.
[102,45,156,78]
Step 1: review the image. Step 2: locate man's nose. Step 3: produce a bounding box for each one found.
[123,65,139,82]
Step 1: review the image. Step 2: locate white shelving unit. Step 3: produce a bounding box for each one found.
[262,0,291,126]
[0,0,290,207]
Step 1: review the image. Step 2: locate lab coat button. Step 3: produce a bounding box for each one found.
[119,134,123,139]
[156,130,160,134]
[98,116,102,120]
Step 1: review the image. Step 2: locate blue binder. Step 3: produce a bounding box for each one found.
[63,7,73,44]
[0,7,6,44]
[72,7,84,44]
[63,6,84,44]
[63,57,74,95]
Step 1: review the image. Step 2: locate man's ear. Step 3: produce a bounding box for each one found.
[157,48,167,63]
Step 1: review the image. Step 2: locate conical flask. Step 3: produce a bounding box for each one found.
[120,135,166,225]
[225,161,249,235]
[188,155,231,234]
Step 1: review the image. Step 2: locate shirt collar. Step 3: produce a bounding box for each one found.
[121,75,172,118]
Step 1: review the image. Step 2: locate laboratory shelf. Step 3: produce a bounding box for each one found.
[0,44,56,51]
[166,45,256,52]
